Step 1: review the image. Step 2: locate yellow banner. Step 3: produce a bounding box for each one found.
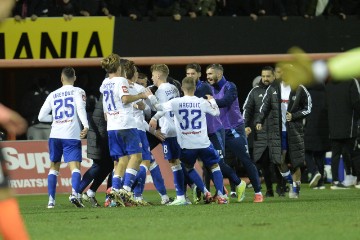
[0,17,114,59]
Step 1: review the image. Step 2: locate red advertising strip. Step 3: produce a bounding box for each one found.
[0,141,176,195]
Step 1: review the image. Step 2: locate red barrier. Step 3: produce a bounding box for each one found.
[1,140,175,195]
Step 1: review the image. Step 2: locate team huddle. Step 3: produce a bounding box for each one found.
[39,53,314,208]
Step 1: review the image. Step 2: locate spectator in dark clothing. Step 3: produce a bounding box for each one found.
[52,0,78,20]
[326,78,360,189]
[304,83,331,189]
[78,94,114,207]
[19,76,51,140]
[13,0,50,21]
[78,0,112,17]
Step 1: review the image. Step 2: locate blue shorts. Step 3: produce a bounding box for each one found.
[49,138,82,163]
[281,131,288,151]
[108,129,142,160]
[162,137,181,160]
[181,144,220,167]
[138,130,151,161]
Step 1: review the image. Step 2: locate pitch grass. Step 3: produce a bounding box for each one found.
[18,185,360,240]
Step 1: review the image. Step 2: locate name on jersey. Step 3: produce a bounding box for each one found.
[182,130,202,135]
[102,82,115,90]
[179,103,200,108]
[165,89,177,96]
[53,90,75,99]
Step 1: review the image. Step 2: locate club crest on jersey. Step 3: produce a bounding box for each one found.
[122,86,129,93]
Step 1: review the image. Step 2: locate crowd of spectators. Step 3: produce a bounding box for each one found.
[10,0,360,22]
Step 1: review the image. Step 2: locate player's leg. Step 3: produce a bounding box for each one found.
[47,138,62,208]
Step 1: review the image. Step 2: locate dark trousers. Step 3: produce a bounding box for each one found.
[225,124,261,193]
[331,138,355,182]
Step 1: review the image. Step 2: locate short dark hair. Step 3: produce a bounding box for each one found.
[62,67,75,79]
[138,72,148,80]
[186,63,201,73]
[206,64,223,72]
[262,66,275,74]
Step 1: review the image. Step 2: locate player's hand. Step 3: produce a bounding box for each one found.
[149,118,157,129]
[256,123,262,131]
[80,127,88,139]
[286,112,292,121]
[134,101,146,110]
[277,47,314,90]
[245,127,252,137]
[154,129,165,141]
[143,88,153,98]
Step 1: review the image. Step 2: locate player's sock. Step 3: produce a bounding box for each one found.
[212,166,225,195]
[187,168,207,193]
[0,198,30,240]
[150,162,167,195]
[134,165,147,197]
[112,175,122,190]
[71,169,81,195]
[171,164,185,196]
[281,170,293,185]
[47,169,58,203]
[123,168,138,192]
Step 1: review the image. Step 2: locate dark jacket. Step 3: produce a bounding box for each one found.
[326,78,360,140]
[243,80,271,162]
[87,94,110,160]
[304,83,331,152]
[256,80,312,168]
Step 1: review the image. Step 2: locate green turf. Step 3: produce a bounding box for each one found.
[18,185,360,240]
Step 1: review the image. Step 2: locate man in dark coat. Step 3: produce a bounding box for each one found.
[243,66,284,197]
[256,66,312,198]
[304,83,331,189]
[326,78,360,189]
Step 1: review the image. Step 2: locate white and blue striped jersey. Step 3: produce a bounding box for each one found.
[151,95,219,149]
[128,82,148,132]
[99,76,136,130]
[38,85,89,140]
[152,82,180,138]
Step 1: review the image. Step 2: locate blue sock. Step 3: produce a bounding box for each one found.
[48,170,58,201]
[171,164,185,196]
[212,166,224,195]
[150,162,167,196]
[134,165,147,197]
[112,175,122,190]
[281,171,293,185]
[187,168,206,193]
[71,169,81,195]
[218,159,241,185]
[123,168,138,192]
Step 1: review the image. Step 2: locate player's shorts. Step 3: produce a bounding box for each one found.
[0,150,10,188]
[49,138,82,163]
[281,131,288,151]
[181,144,220,167]
[138,130,151,161]
[108,128,142,160]
[162,137,181,160]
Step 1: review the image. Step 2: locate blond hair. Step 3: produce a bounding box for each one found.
[101,53,121,74]
[150,64,170,78]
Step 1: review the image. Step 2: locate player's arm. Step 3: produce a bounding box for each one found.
[38,96,53,122]
[290,85,312,121]
[243,88,256,128]
[74,90,89,138]
[214,82,238,108]
[255,87,272,129]
[202,96,219,116]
